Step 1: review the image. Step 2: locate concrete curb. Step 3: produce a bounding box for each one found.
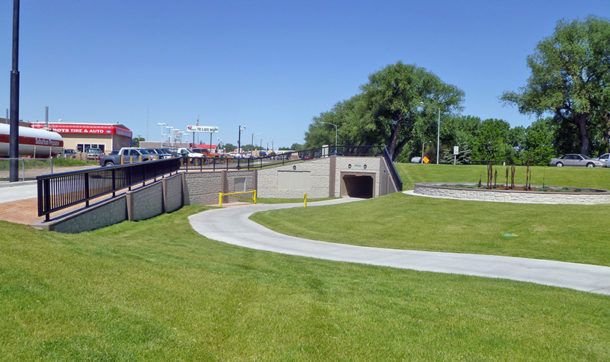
[189,199,610,296]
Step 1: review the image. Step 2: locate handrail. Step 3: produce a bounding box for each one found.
[37,158,181,221]
[383,146,403,191]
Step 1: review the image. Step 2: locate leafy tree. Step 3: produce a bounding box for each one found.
[132,136,145,147]
[305,95,365,149]
[360,62,464,160]
[524,118,557,165]
[472,119,512,162]
[305,62,463,160]
[502,16,610,156]
[224,143,236,152]
[508,126,527,164]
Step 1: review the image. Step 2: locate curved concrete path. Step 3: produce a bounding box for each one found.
[189,199,610,296]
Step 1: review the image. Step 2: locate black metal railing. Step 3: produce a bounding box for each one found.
[37,158,181,221]
[180,145,403,191]
[382,146,403,191]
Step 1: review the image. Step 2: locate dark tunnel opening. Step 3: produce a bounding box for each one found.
[342,175,373,198]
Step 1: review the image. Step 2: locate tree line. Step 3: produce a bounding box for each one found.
[303,16,609,165]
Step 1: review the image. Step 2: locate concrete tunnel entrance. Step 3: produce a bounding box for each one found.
[341,174,374,198]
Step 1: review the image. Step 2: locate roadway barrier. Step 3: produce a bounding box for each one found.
[218,190,257,207]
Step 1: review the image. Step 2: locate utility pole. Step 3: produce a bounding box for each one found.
[9,0,20,182]
[436,107,440,165]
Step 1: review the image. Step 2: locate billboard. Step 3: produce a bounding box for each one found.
[187,125,218,133]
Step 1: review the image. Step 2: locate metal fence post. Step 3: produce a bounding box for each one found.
[112,169,116,197]
[84,173,90,207]
[44,179,51,221]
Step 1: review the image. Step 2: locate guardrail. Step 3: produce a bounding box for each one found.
[37,158,181,221]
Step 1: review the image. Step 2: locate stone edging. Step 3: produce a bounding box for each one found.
[412,183,610,205]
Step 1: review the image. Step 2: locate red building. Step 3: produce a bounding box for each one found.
[31,122,133,152]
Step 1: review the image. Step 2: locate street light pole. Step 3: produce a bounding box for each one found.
[238,125,245,153]
[420,102,441,164]
[436,107,440,165]
[9,0,20,182]
[323,122,337,152]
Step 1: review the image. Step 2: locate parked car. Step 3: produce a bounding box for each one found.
[86,148,103,160]
[146,148,173,159]
[595,153,610,167]
[410,156,422,163]
[60,148,77,158]
[158,148,180,157]
[549,154,605,168]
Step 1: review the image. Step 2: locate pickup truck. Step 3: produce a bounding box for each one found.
[177,148,205,158]
[191,147,222,158]
[99,147,153,166]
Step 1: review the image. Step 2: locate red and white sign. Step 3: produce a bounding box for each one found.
[31,123,133,138]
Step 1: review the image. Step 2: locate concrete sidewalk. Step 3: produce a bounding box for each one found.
[0,182,37,203]
[189,199,610,295]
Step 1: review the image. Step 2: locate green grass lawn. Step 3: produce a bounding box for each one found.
[397,163,610,190]
[0,157,95,170]
[0,207,608,360]
[251,164,610,265]
[251,193,610,265]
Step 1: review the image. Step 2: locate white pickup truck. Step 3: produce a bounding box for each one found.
[177,148,205,158]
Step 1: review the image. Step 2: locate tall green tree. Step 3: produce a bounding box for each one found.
[472,119,512,162]
[502,16,610,156]
[525,118,557,165]
[305,62,464,160]
[360,62,464,160]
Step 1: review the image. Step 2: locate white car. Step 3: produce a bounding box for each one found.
[177,148,205,158]
[596,153,610,167]
[549,154,605,168]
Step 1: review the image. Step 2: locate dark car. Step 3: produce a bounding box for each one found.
[60,149,77,158]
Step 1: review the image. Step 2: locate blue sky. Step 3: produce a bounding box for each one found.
[0,0,608,147]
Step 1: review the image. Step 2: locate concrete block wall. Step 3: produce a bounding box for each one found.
[163,174,183,213]
[183,172,224,205]
[380,157,399,195]
[34,173,185,233]
[127,182,164,221]
[257,158,331,198]
[227,171,257,193]
[33,196,128,233]
[183,171,257,205]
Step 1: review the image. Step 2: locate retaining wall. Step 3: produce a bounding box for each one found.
[183,170,257,205]
[33,173,184,233]
[36,196,128,233]
[127,182,164,221]
[258,158,331,198]
[414,183,610,205]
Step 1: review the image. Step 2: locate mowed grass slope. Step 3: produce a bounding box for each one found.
[251,165,610,265]
[0,207,608,359]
